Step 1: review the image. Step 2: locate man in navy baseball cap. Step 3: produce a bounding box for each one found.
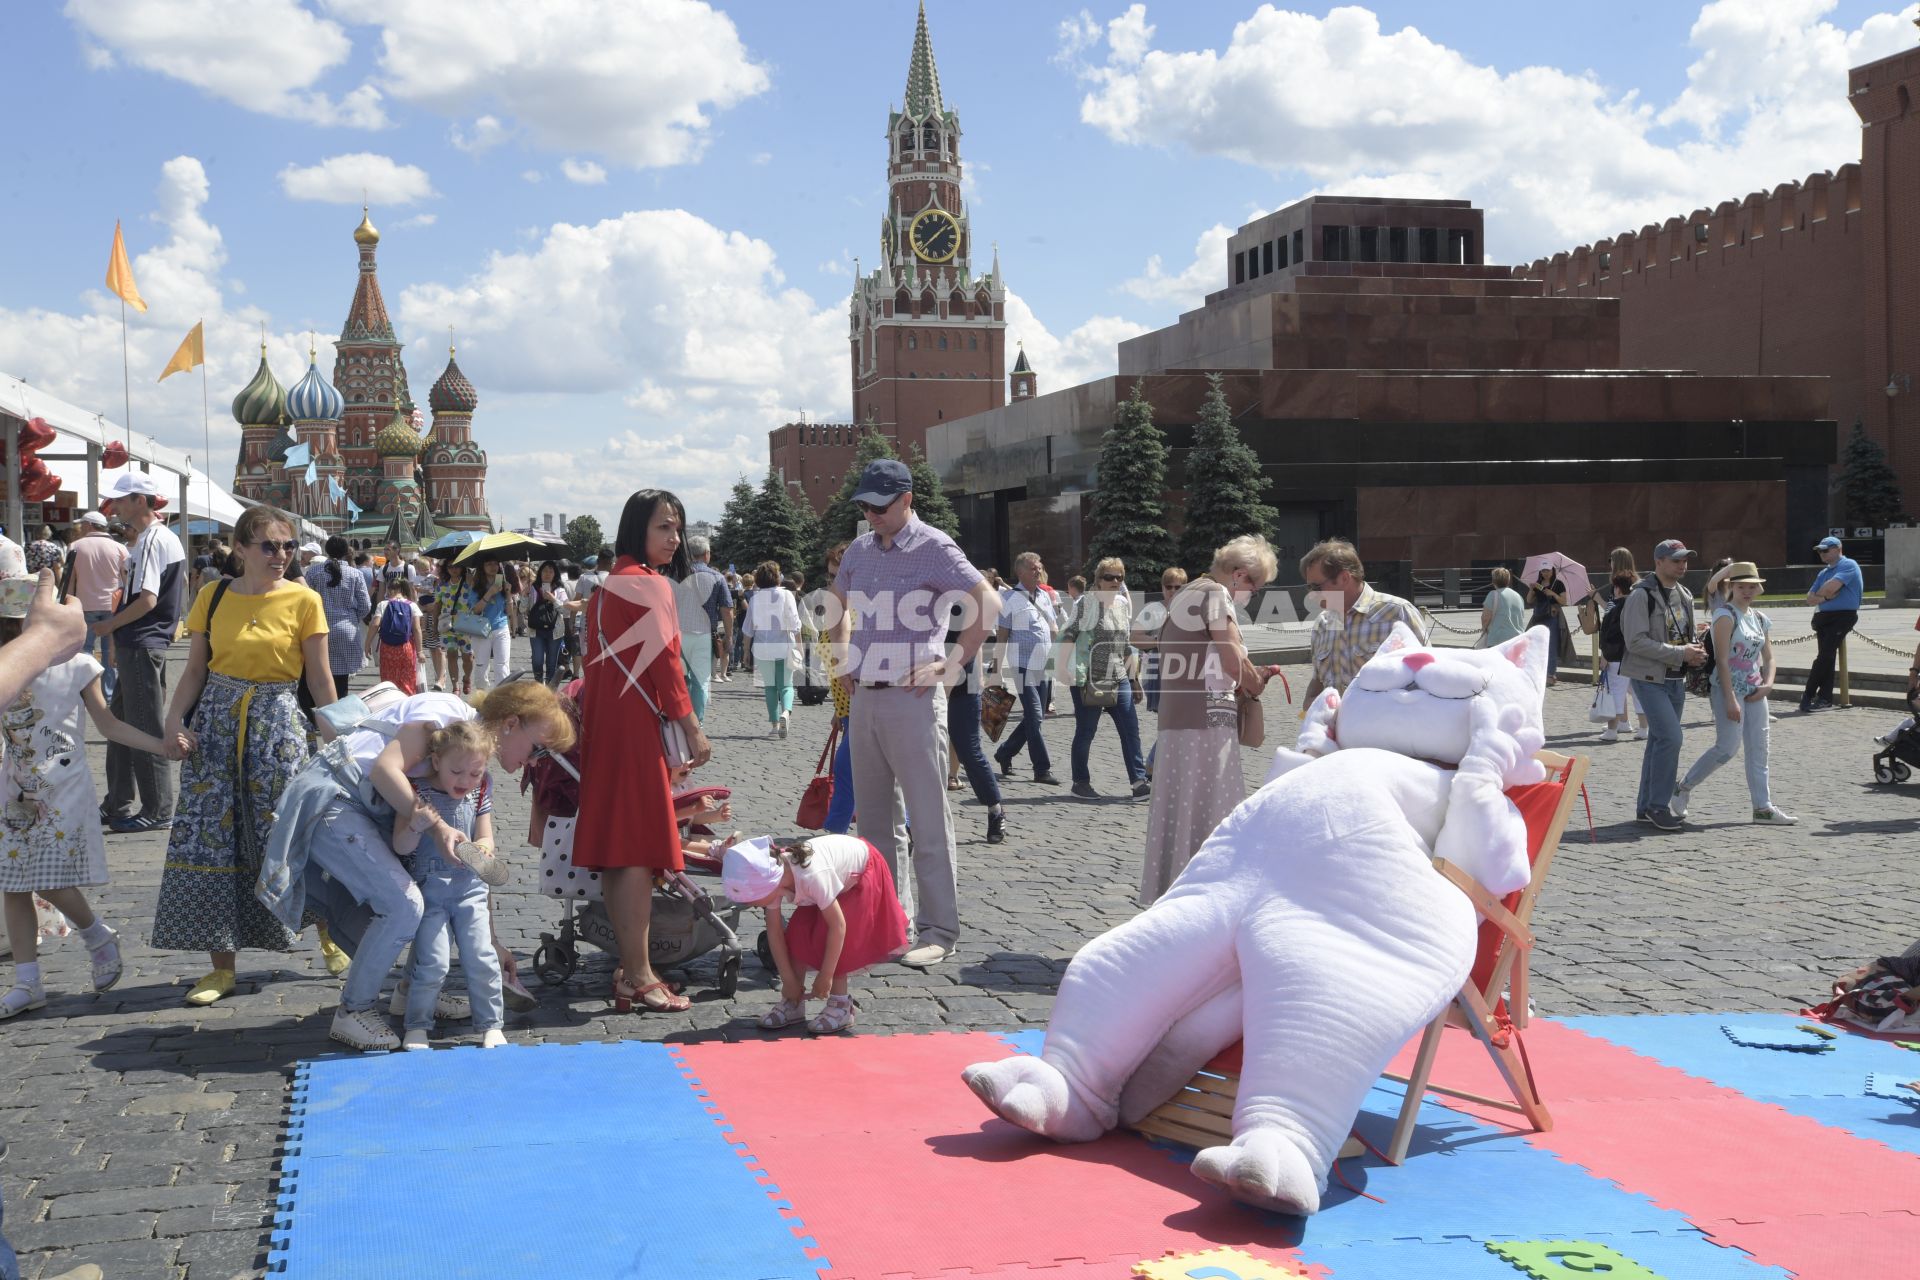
[1804,535,1861,710]
[851,458,913,509]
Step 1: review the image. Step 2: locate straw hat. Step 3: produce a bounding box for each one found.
[1725,561,1765,585]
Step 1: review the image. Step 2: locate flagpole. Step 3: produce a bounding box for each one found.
[199,318,209,524]
[119,295,132,449]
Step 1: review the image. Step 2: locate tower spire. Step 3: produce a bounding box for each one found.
[903,0,943,118]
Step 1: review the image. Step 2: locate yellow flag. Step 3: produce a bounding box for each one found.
[158,320,204,381]
[105,220,147,313]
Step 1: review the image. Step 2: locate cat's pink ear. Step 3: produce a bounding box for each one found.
[1377,621,1421,655]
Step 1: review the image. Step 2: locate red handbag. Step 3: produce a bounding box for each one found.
[795,719,840,829]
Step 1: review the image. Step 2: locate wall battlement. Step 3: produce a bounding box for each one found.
[1515,164,1863,293]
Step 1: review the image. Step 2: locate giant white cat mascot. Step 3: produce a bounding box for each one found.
[962,622,1549,1216]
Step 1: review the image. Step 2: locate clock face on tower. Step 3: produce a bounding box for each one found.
[909,208,959,264]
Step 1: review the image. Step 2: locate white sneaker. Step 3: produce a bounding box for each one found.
[1669,788,1690,819]
[1598,727,1618,743]
[1752,807,1799,825]
[401,1029,431,1051]
[1627,727,1642,741]
[90,932,123,992]
[778,712,789,739]
[389,979,472,1021]
[899,943,948,968]
[481,1028,508,1048]
[330,1005,400,1052]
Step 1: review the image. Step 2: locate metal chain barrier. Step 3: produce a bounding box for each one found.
[1419,609,1482,638]
[1848,630,1913,657]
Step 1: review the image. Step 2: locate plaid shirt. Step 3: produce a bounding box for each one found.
[1309,584,1426,697]
[832,515,983,683]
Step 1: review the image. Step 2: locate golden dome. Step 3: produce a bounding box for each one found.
[374,409,423,457]
[354,207,380,246]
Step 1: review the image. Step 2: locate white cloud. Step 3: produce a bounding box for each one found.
[751,152,773,166]
[522,170,543,184]
[278,153,436,205]
[0,156,336,475]
[65,0,386,127]
[1120,222,1233,307]
[325,0,770,168]
[1063,1,1920,262]
[1054,11,1103,64]
[1004,293,1151,396]
[561,158,609,186]
[397,213,437,229]
[392,208,847,518]
[450,114,508,154]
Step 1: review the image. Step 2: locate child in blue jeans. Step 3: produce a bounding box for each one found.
[392,720,507,1050]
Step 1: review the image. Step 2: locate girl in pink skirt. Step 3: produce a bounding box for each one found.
[723,833,908,1035]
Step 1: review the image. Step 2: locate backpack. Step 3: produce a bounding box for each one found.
[528,593,559,633]
[1598,597,1628,663]
[378,599,414,648]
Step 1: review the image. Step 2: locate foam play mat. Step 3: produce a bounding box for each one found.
[267,1013,1920,1279]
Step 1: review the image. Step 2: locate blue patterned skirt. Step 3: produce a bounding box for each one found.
[151,673,309,953]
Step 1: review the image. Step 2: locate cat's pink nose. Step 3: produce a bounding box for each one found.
[1402,652,1436,672]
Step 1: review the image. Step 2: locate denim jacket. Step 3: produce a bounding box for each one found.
[255,738,398,931]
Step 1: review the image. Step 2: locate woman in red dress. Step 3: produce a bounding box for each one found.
[572,489,713,1012]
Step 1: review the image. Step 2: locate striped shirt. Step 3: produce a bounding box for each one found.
[832,515,983,683]
[1308,583,1426,697]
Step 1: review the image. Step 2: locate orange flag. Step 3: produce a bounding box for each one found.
[157,320,204,381]
[105,220,146,312]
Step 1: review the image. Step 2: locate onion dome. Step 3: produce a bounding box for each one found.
[354,207,380,245]
[374,405,424,457]
[231,347,286,426]
[286,348,344,422]
[267,428,295,464]
[429,346,478,414]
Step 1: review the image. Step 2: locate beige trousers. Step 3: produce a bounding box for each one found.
[848,684,960,948]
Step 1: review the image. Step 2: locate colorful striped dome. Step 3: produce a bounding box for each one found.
[286,353,344,423]
[230,349,285,427]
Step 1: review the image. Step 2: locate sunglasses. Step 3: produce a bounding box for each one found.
[1099,573,1124,582]
[857,496,901,516]
[254,540,300,554]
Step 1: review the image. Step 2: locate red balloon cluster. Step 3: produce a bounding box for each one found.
[9,417,63,505]
[101,440,129,470]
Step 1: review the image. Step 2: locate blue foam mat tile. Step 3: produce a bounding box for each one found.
[1776,1096,1920,1156]
[286,1040,708,1157]
[1564,1012,1920,1098]
[272,1041,829,1279]
[1308,1231,1792,1280]
[992,1028,1046,1057]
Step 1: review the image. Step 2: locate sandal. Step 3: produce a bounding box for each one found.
[612,970,690,1013]
[806,993,857,1035]
[0,983,46,1020]
[757,998,807,1031]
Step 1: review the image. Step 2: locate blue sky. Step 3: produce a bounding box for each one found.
[2,0,1914,529]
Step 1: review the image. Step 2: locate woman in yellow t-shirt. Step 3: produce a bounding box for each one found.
[152,508,338,1007]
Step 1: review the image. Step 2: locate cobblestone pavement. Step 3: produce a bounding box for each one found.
[1,636,1911,1277]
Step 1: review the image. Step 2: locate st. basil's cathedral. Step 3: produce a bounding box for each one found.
[229,208,491,546]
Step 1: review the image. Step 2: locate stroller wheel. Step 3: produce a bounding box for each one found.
[533,942,577,986]
[718,953,742,999]
[1894,760,1912,784]
[1875,761,1896,784]
[755,930,774,971]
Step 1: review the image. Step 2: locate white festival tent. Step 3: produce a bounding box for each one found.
[0,371,323,538]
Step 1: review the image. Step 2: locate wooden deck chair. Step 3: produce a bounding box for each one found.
[1131,749,1588,1169]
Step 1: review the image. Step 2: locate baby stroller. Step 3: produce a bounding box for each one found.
[528,748,744,997]
[1871,689,1920,784]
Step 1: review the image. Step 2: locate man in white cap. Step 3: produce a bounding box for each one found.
[92,471,185,834]
[826,458,996,968]
[67,510,128,701]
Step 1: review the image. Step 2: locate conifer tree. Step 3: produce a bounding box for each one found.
[1177,372,1277,573]
[711,476,757,572]
[820,423,900,551]
[750,468,818,580]
[905,444,959,538]
[1086,380,1175,588]
[1838,418,1906,530]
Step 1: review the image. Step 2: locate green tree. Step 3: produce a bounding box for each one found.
[1177,372,1277,573]
[1087,380,1175,589]
[905,444,959,538]
[819,423,900,552]
[1838,418,1906,530]
[749,468,818,580]
[711,476,757,572]
[562,513,603,563]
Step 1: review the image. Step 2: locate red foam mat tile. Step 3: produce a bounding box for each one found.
[1388,1020,1920,1279]
[677,1032,1312,1280]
